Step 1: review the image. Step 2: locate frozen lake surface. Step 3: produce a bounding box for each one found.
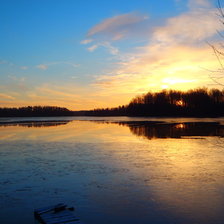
[0,116,224,224]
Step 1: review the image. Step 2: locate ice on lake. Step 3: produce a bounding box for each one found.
[0,117,224,224]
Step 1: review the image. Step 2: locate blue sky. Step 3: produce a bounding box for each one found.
[0,0,222,110]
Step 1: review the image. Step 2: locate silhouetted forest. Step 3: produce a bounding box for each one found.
[1,88,224,117]
[0,106,74,117]
[86,88,224,117]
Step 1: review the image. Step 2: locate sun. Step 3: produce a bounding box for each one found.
[175,123,185,129]
[175,100,184,106]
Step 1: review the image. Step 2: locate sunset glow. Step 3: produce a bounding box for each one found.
[0,0,223,110]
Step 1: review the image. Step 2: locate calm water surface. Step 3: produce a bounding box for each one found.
[0,117,224,224]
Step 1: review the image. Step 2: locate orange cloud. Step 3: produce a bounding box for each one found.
[153,10,221,44]
[0,93,15,100]
[92,44,221,98]
[91,1,223,99]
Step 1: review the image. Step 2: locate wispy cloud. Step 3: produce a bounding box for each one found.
[26,84,114,110]
[87,45,98,52]
[0,60,14,66]
[152,8,221,44]
[49,61,80,68]
[36,61,80,70]
[20,66,28,70]
[36,64,48,70]
[188,0,211,9]
[6,76,29,92]
[82,12,149,54]
[0,93,15,100]
[0,60,28,70]
[87,42,119,55]
[100,42,119,55]
[87,12,148,39]
[81,39,93,44]
[87,13,148,40]
[0,60,8,65]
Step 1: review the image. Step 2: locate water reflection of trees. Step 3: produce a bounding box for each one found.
[116,121,224,139]
[0,120,71,128]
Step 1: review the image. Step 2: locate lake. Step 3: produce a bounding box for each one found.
[0,116,224,224]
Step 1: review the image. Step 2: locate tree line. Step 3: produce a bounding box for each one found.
[0,106,74,117]
[86,88,224,117]
[1,88,224,117]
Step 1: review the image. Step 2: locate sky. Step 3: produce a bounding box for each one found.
[0,0,224,110]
